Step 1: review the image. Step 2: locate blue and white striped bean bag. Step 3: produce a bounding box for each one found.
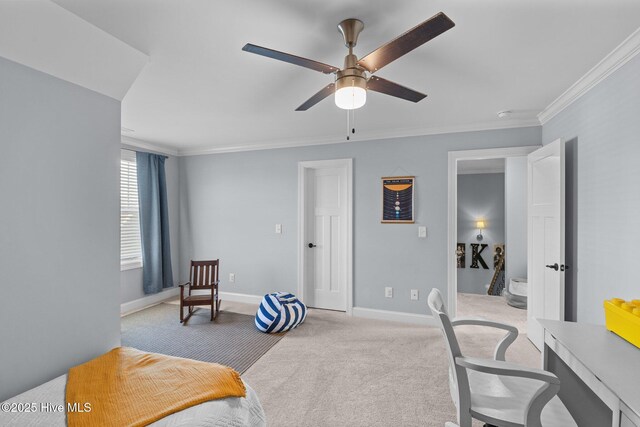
[255,292,307,333]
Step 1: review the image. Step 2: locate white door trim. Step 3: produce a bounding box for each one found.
[447,146,540,317]
[297,158,353,315]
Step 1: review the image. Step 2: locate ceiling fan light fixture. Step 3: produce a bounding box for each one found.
[242,12,454,112]
[335,75,367,110]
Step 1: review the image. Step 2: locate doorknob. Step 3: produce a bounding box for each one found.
[308,243,317,248]
[545,263,559,271]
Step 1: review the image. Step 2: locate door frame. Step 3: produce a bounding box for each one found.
[297,158,353,315]
[447,146,540,317]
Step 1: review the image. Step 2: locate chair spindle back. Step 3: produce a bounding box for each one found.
[190,259,219,289]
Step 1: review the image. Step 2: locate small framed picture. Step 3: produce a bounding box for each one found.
[456,243,466,268]
[493,244,505,270]
[381,176,415,223]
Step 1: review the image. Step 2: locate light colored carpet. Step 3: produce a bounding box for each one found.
[239,300,540,427]
[457,292,528,334]
[121,303,284,374]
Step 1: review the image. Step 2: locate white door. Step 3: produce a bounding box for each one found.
[527,139,565,350]
[303,163,348,311]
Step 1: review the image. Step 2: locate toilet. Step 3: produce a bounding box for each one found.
[504,277,527,309]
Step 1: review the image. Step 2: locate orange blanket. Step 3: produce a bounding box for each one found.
[66,347,246,427]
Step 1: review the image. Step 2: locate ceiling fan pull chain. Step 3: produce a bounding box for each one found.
[352,108,356,135]
[346,109,350,141]
[348,79,356,137]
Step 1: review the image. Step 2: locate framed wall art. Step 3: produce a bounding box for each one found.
[381,176,414,223]
[493,244,505,270]
[456,243,466,268]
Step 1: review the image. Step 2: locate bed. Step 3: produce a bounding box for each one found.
[0,374,266,426]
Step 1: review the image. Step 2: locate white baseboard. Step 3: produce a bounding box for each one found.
[352,307,436,326]
[120,287,180,316]
[121,291,433,326]
[219,291,263,306]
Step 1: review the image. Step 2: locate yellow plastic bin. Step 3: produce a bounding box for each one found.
[603,298,640,349]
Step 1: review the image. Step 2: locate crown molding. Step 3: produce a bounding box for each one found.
[538,26,640,125]
[178,134,346,156]
[121,135,179,157]
[177,119,541,156]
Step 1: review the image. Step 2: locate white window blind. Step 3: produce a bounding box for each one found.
[121,149,142,269]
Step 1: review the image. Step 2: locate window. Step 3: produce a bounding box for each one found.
[121,149,142,269]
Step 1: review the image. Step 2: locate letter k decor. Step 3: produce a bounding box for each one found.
[470,243,489,269]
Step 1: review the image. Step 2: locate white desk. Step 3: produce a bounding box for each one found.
[540,320,640,427]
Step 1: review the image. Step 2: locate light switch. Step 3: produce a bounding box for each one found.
[275,224,282,234]
[418,226,427,238]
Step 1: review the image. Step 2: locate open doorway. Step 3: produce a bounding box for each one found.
[447,146,538,331]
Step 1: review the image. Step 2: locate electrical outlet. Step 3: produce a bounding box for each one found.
[411,289,419,301]
[275,224,282,234]
[418,226,427,238]
[229,273,235,283]
[385,287,393,298]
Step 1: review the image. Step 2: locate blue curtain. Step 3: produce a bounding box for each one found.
[136,152,174,294]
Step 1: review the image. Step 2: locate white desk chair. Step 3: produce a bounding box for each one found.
[428,289,576,427]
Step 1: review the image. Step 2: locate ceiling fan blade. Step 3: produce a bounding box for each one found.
[296,83,335,111]
[242,44,340,74]
[367,76,427,103]
[357,12,455,73]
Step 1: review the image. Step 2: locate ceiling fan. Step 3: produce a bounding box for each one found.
[242,12,455,111]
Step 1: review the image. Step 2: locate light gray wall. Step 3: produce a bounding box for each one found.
[121,266,145,303]
[0,57,121,401]
[179,126,540,314]
[119,148,181,304]
[542,52,640,325]
[457,173,505,294]
[505,156,528,285]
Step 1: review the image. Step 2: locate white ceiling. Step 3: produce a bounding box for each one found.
[52,0,640,153]
[0,1,147,101]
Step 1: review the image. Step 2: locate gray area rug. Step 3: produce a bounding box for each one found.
[121,303,284,374]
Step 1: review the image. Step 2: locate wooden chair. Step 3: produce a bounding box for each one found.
[179,260,220,324]
[427,288,576,427]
